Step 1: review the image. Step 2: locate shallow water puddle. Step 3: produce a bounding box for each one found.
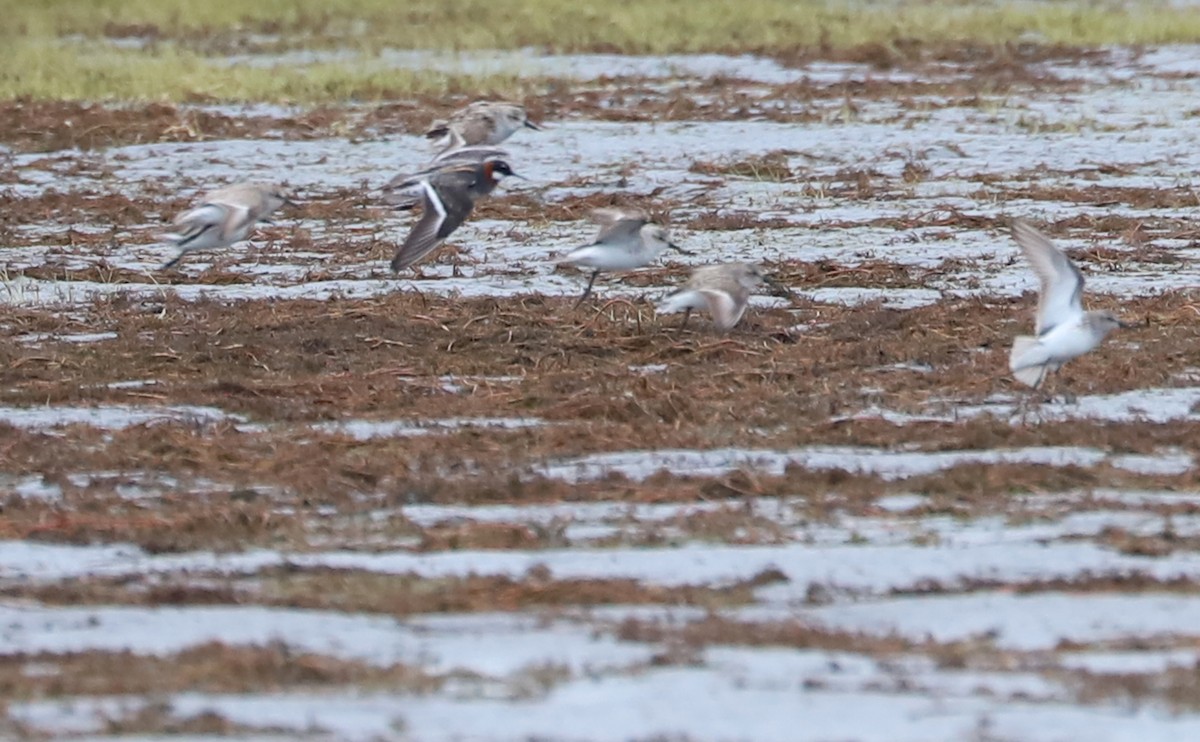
[530,444,1194,482]
[312,416,548,440]
[847,387,1200,433]
[15,330,117,345]
[12,667,1200,742]
[8,531,1200,597]
[0,403,242,431]
[799,592,1200,651]
[954,387,1200,425]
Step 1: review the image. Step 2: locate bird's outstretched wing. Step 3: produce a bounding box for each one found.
[589,207,649,244]
[389,168,479,272]
[1011,220,1084,336]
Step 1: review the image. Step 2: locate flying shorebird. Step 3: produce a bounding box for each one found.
[657,262,794,332]
[425,101,542,152]
[1008,219,1133,389]
[160,182,295,270]
[558,208,691,308]
[384,155,522,273]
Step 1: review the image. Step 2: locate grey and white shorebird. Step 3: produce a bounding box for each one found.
[1008,219,1133,388]
[160,182,294,270]
[425,101,541,152]
[657,262,793,332]
[383,153,522,273]
[559,208,691,307]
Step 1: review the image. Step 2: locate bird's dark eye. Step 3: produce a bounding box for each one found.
[493,161,513,175]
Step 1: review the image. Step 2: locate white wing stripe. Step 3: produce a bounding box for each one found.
[422,180,447,224]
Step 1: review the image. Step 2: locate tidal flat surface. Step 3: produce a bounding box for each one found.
[4,46,1200,741]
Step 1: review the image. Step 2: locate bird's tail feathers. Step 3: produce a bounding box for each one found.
[1009,335,1048,388]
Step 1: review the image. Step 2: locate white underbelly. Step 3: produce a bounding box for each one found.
[1038,321,1102,363]
[562,245,654,271]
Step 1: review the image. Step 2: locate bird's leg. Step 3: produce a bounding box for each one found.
[573,270,599,309]
[1026,363,1054,404]
[1058,377,1078,405]
[1011,365,1049,425]
[447,243,470,278]
[676,308,692,336]
[1043,367,1076,405]
[1015,391,1047,427]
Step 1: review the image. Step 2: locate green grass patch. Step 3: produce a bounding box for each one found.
[1,40,530,102]
[10,0,1200,51]
[5,0,1200,101]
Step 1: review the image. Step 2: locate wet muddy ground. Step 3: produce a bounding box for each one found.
[5,45,1200,740]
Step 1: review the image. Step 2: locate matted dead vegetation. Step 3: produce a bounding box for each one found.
[1,286,1199,558]
[0,642,440,700]
[2,566,785,614]
[0,291,1193,434]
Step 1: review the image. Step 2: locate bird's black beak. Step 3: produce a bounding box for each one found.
[1118,319,1140,330]
[282,197,300,208]
[525,120,543,131]
[668,242,693,256]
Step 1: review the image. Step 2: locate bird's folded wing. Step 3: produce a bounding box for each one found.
[171,204,229,241]
[219,203,254,237]
[700,290,744,330]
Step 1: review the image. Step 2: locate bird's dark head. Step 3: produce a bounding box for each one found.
[482,158,525,184]
[484,159,523,182]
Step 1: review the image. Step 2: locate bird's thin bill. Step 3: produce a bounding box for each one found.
[524,120,543,130]
[668,242,694,255]
[1117,318,1141,329]
[282,197,301,207]
[506,170,529,181]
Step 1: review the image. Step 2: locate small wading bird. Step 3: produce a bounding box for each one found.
[160,182,295,270]
[1008,219,1133,390]
[383,153,523,273]
[425,101,542,151]
[559,208,691,308]
[657,262,794,332]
